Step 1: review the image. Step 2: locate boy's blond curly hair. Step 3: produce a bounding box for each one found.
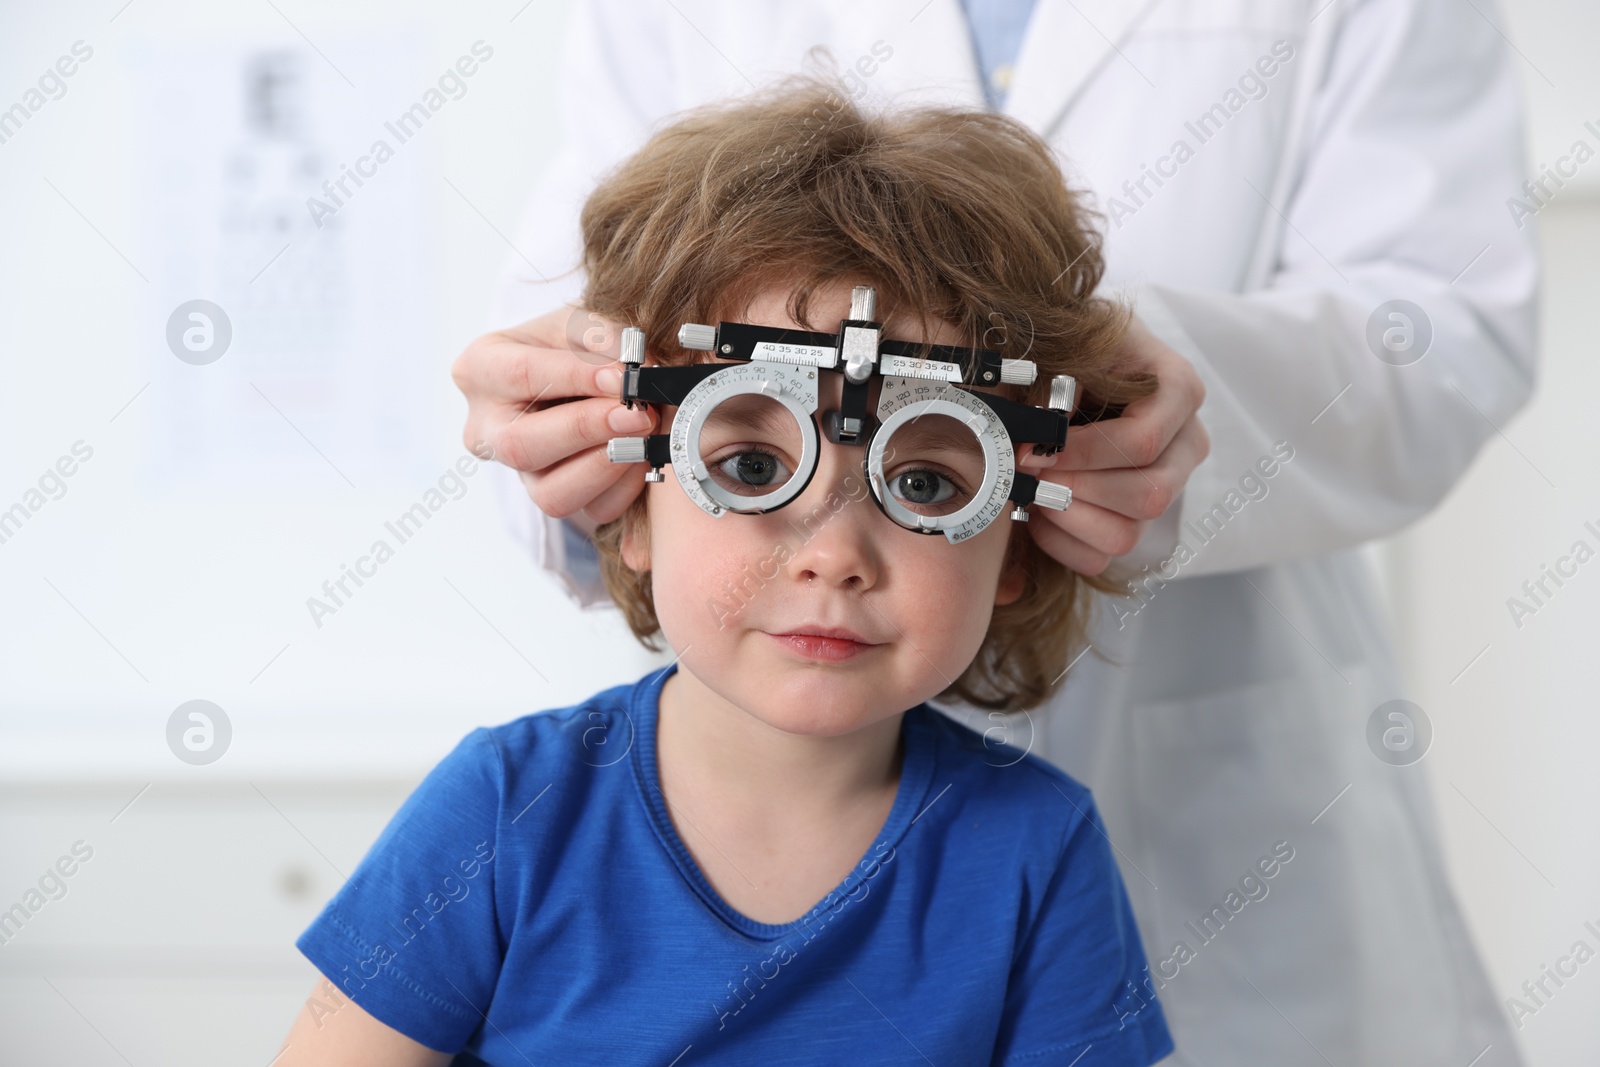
[574,74,1154,711]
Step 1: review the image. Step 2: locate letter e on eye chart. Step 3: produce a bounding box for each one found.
[126,32,436,491]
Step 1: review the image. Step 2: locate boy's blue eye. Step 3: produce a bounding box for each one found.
[891,468,958,509]
[714,449,791,492]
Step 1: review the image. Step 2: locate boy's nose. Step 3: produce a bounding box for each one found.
[780,448,883,592]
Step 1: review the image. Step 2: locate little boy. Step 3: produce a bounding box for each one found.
[282,76,1172,1066]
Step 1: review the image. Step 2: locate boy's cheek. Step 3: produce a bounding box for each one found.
[896,535,1010,641]
[902,519,1011,591]
[649,502,759,617]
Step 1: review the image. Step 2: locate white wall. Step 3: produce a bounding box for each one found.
[1383,195,1600,1063]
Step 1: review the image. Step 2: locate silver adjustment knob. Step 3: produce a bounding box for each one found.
[606,437,648,464]
[1009,506,1030,522]
[849,285,877,321]
[841,286,881,383]
[1049,374,1077,414]
[620,327,645,364]
[1032,480,1073,511]
[1000,359,1037,386]
[842,325,879,384]
[678,323,716,351]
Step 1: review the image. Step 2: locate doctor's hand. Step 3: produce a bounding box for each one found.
[451,303,656,535]
[1018,315,1209,575]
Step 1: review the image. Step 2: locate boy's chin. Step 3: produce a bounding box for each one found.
[668,640,948,734]
[729,676,911,738]
[747,701,895,739]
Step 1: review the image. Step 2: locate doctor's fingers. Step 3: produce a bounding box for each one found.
[480,395,657,475]
[1046,335,1206,473]
[517,443,636,519]
[455,331,640,466]
[1023,497,1148,576]
[1038,416,1209,524]
[452,312,624,408]
[1048,381,1203,472]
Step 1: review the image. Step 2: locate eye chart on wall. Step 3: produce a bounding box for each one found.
[130,36,433,492]
[0,20,656,777]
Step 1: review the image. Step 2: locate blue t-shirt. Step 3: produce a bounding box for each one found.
[296,664,1173,1065]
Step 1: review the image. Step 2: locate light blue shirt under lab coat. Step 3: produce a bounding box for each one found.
[957,0,1038,110]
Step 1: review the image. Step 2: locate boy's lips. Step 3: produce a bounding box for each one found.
[764,625,885,662]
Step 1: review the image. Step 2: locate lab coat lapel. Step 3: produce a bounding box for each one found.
[1004,0,1163,136]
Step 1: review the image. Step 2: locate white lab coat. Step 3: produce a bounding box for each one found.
[487,1,1538,1062]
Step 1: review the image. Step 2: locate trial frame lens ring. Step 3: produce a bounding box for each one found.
[866,395,1003,539]
[674,367,820,515]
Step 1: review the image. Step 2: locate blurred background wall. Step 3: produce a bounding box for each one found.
[0,0,1595,1063]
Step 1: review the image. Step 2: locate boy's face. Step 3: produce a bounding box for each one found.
[621,280,1027,737]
